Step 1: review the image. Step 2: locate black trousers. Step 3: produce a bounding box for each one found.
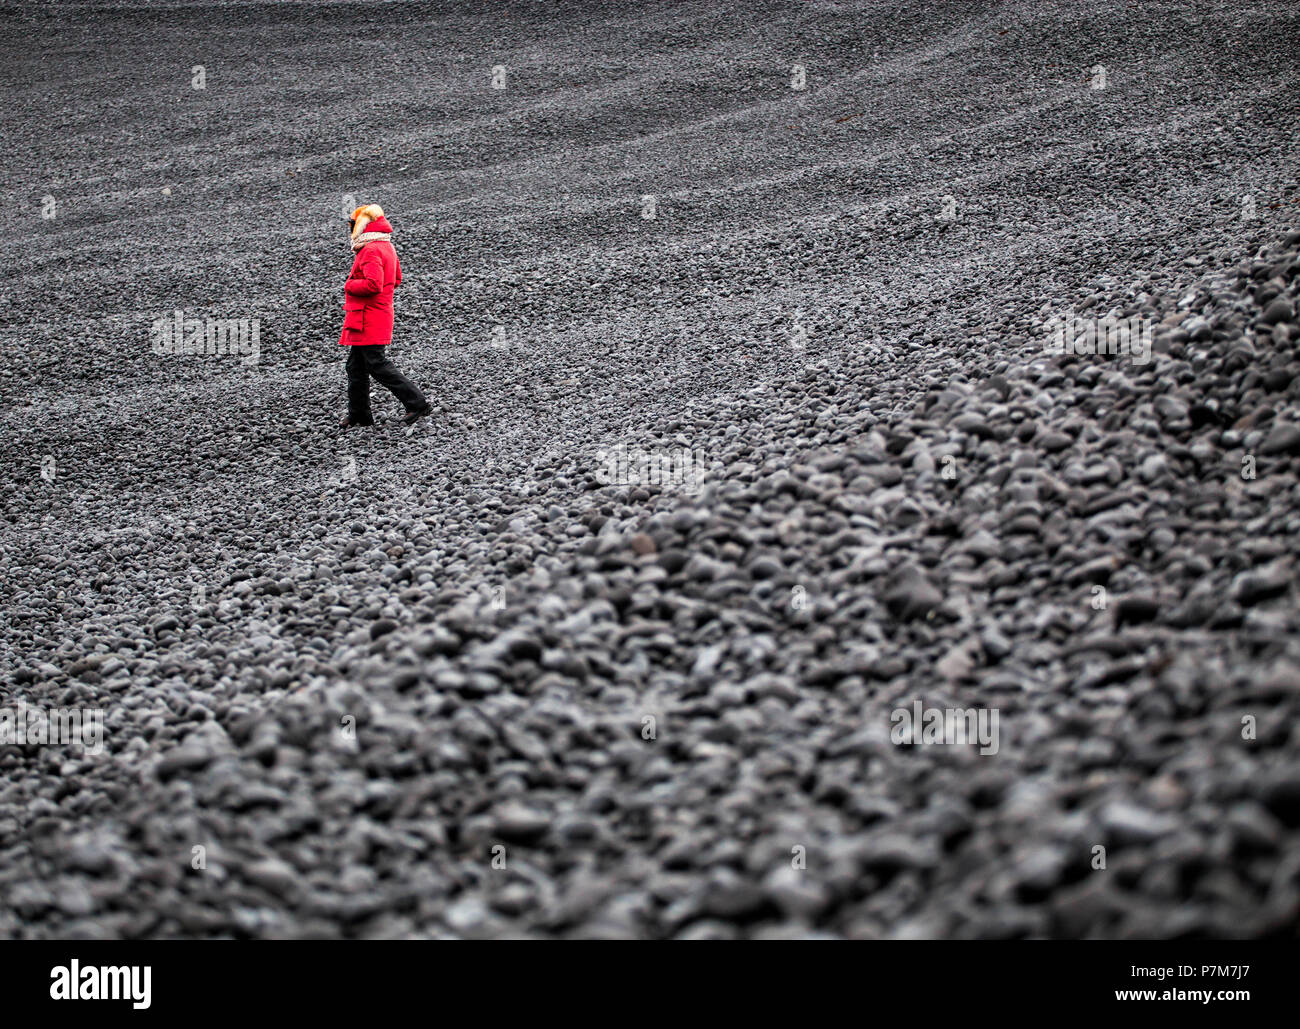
[346,345,427,422]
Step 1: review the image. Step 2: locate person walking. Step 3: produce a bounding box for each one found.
[338,203,433,428]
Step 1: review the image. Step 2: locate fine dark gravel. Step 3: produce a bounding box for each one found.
[2,0,1299,939]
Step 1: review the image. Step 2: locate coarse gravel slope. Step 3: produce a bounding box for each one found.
[1,0,1299,938]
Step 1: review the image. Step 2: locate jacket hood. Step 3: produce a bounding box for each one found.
[349,203,392,239]
[362,215,393,235]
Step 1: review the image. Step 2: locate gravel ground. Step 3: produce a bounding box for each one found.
[2,0,1299,939]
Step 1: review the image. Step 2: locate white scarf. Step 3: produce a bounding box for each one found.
[351,230,391,252]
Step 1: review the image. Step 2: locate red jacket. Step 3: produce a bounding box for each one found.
[339,216,402,346]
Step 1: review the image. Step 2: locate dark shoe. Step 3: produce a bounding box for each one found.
[401,404,434,427]
[339,414,374,428]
